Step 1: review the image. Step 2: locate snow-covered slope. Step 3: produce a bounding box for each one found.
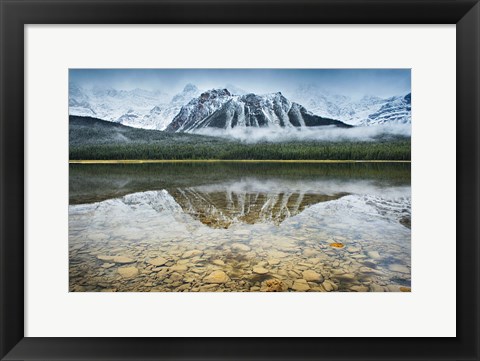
[290,85,411,126]
[69,82,411,131]
[165,90,351,132]
[69,83,201,130]
[363,93,411,125]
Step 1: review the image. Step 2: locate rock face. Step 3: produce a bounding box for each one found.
[165,90,351,132]
[165,89,233,132]
[203,270,230,284]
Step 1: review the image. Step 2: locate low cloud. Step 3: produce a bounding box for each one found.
[190,124,411,143]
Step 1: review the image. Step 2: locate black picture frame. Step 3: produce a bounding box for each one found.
[1,0,479,360]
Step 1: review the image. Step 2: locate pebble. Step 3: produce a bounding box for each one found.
[147,257,167,266]
[367,251,381,259]
[350,285,369,292]
[203,270,230,284]
[97,255,115,262]
[303,249,317,257]
[267,259,280,265]
[212,259,225,266]
[302,270,323,282]
[370,284,386,292]
[170,272,183,282]
[170,264,188,273]
[117,267,139,278]
[292,279,310,291]
[182,250,203,259]
[260,279,286,292]
[269,250,289,258]
[113,256,135,264]
[322,279,337,292]
[388,264,409,273]
[253,267,269,275]
[231,243,251,252]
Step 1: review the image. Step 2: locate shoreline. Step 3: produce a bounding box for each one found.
[69,159,411,164]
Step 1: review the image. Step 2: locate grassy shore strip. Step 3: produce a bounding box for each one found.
[69,159,411,164]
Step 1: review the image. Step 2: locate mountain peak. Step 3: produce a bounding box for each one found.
[166,90,350,132]
[183,83,198,93]
[198,89,231,101]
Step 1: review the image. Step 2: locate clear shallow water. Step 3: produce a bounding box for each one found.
[69,162,411,292]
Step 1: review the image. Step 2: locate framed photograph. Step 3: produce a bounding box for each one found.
[1,0,478,360]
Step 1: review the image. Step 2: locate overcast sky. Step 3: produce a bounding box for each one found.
[70,68,411,99]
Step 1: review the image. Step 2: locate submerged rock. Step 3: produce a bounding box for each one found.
[291,279,310,291]
[182,250,203,259]
[350,285,369,292]
[204,270,230,284]
[322,279,338,292]
[260,279,287,292]
[147,257,167,266]
[97,255,115,262]
[231,243,251,252]
[118,267,139,278]
[113,256,135,264]
[267,258,280,265]
[388,264,409,273]
[302,270,323,282]
[170,264,189,273]
[253,267,269,275]
[367,251,381,259]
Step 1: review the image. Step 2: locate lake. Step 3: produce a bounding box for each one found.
[69,162,411,292]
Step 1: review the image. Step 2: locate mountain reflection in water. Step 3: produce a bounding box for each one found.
[171,180,349,228]
[69,162,411,292]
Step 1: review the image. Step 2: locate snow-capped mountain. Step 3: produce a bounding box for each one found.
[289,85,411,126]
[69,81,411,131]
[165,89,351,132]
[363,93,411,125]
[68,83,201,130]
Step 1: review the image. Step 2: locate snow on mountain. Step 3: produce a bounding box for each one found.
[363,93,411,125]
[165,89,351,132]
[289,85,411,126]
[68,83,201,130]
[165,89,234,132]
[69,81,411,132]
